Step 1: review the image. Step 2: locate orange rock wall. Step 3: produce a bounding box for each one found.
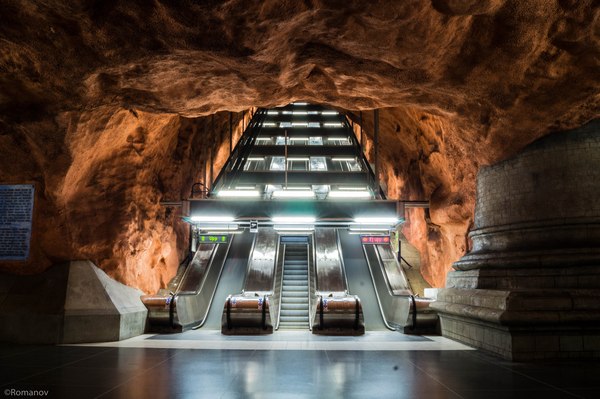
[1,1,598,291]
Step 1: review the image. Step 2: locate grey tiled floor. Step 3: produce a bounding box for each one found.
[1,340,600,398]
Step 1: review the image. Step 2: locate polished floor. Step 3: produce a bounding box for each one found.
[1,331,600,399]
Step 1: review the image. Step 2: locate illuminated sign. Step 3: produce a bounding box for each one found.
[198,235,229,244]
[360,235,391,245]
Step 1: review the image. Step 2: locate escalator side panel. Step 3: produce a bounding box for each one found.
[375,245,412,296]
[244,228,279,293]
[177,244,217,294]
[338,230,388,330]
[314,228,345,293]
[203,231,256,329]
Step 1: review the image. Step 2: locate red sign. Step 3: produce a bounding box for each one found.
[360,235,391,244]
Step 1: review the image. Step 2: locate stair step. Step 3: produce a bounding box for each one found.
[282,286,308,292]
[280,316,309,323]
[284,270,308,275]
[281,297,309,304]
[283,275,306,280]
[280,309,309,316]
[282,303,309,311]
[279,324,309,329]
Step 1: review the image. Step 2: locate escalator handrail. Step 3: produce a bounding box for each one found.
[373,244,410,298]
[335,229,350,294]
[191,237,234,329]
[361,244,397,331]
[275,243,286,330]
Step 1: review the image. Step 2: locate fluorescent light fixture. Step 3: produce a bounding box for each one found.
[338,186,368,191]
[287,157,310,161]
[307,111,319,115]
[247,157,264,161]
[190,215,235,222]
[217,190,260,198]
[292,102,308,105]
[256,137,272,141]
[267,111,279,115]
[292,111,308,115]
[291,122,308,127]
[198,224,239,231]
[286,186,311,190]
[289,137,309,141]
[327,137,348,141]
[349,227,391,232]
[307,122,320,128]
[328,191,371,199]
[354,217,398,224]
[272,216,316,223]
[272,190,315,199]
[321,111,338,115]
[282,110,293,115]
[274,225,315,231]
[262,122,277,127]
[205,230,243,234]
[332,157,356,162]
[323,122,344,127]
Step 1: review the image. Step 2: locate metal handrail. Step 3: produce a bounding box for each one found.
[275,243,286,330]
[361,244,397,331]
[335,228,350,294]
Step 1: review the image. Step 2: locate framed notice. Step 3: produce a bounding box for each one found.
[0,184,35,261]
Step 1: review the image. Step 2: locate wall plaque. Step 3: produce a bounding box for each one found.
[0,184,35,261]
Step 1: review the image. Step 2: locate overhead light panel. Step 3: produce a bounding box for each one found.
[272,216,316,223]
[353,217,398,224]
[216,190,261,198]
[321,111,338,115]
[332,157,356,162]
[292,102,308,106]
[190,215,235,222]
[324,122,344,127]
[328,191,371,199]
[262,122,277,127]
[274,225,315,231]
[272,190,315,199]
[267,111,279,115]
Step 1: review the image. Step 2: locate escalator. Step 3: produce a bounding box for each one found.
[279,244,310,329]
[142,231,254,332]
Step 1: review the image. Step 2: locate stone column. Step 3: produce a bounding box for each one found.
[431,120,600,360]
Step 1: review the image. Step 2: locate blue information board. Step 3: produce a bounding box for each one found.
[0,184,35,261]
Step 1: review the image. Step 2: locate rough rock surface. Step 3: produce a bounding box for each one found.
[1,1,598,291]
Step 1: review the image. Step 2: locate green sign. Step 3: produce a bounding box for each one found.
[198,234,229,244]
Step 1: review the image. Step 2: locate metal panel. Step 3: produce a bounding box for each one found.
[233,171,368,185]
[314,228,346,293]
[187,199,399,222]
[244,228,279,292]
[250,145,357,157]
[375,245,412,296]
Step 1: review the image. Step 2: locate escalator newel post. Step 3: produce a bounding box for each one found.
[354,296,359,331]
[261,295,267,330]
[319,296,324,330]
[226,297,232,330]
[410,295,417,331]
[169,292,176,329]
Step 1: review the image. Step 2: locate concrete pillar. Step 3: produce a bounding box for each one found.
[432,120,600,360]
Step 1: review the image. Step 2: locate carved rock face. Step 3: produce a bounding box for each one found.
[0,1,598,291]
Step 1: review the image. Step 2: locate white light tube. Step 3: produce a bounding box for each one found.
[292,111,308,115]
[291,122,308,127]
[255,137,272,141]
[331,157,356,162]
[292,102,308,105]
[267,111,279,115]
[328,191,371,199]
[247,157,265,161]
[349,227,391,232]
[272,190,315,199]
[190,215,235,222]
[198,224,239,231]
[321,111,339,115]
[289,137,309,141]
[353,217,398,224]
[323,122,344,127]
[262,122,277,127]
[286,157,310,161]
[338,186,368,191]
[327,137,349,141]
[272,216,316,223]
[216,190,260,198]
[274,225,315,231]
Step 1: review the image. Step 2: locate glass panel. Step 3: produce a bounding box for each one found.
[310,157,327,171]
[270,156,286,170]
[309,137,323,145]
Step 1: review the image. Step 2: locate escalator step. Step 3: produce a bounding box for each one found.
[282,291,308,298]
[281,297,309,304]
[281,303,308,314]
[280,316,309,323]
[282,285,308,291]
[280,309,309,317]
